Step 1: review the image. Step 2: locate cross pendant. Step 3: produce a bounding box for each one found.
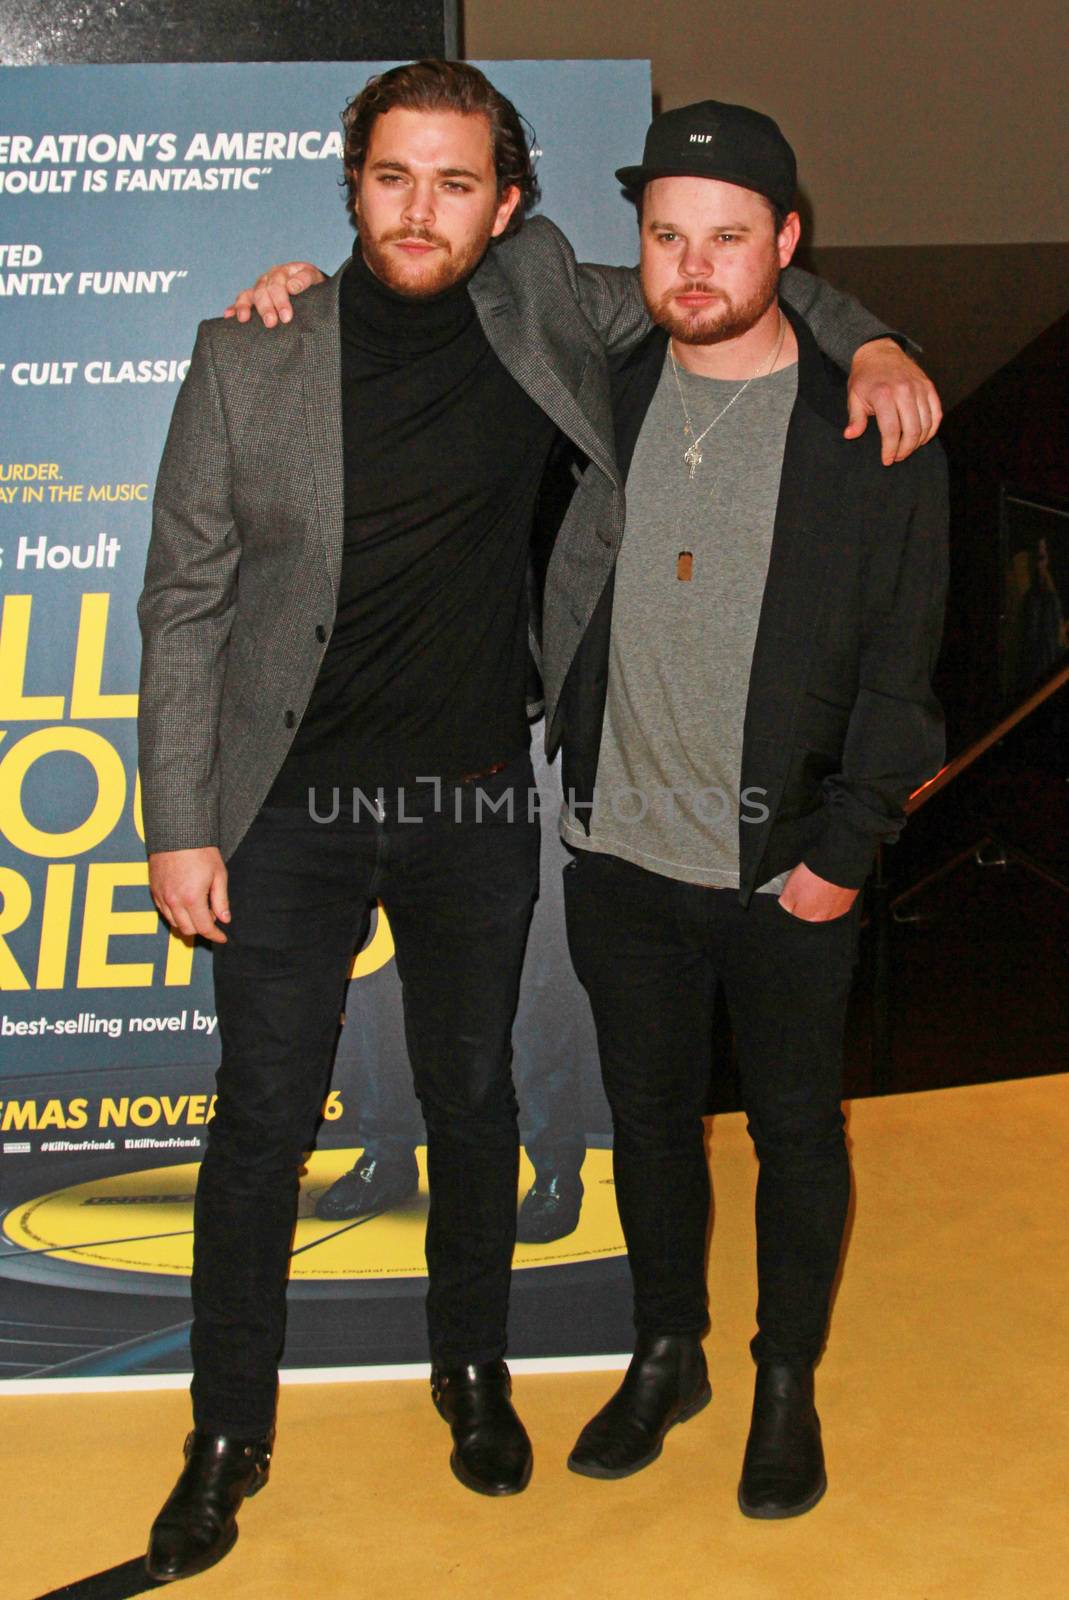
[684,442,702,479]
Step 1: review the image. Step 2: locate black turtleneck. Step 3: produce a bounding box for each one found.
[268,241,558,802]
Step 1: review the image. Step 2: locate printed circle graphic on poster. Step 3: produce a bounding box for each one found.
[0,1148,625,1292]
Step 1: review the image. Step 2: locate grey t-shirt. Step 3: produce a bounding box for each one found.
[562,346,798,889]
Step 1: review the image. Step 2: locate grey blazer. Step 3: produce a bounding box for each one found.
[138,216,896,860]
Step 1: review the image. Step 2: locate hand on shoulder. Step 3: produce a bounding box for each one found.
[223,262,326,327]
[845,338,942,465]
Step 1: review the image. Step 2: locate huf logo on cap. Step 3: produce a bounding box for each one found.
[615,99,797,215]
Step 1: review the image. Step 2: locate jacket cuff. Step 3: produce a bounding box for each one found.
[801,819,880,889]
[142,800,219,858]
[859,331,922,359]
[143,831,219,857]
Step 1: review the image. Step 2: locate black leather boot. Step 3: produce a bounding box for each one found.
[145,1430,273,1582]
[567,1334,711,1479]
[431,1360,533,1496]
[738,1362,826,1518]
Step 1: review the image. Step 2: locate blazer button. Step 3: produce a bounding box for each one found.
[284,710,296,728]
[315,625,327,643]
[598,528,613,546]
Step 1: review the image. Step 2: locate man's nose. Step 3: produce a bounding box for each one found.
[679,243,713,280]
[402,181,435,226]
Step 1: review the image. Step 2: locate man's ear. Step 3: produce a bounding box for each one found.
[491,184,522,239]
[777,211,802,270]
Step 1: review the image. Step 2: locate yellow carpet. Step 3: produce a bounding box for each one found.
[4,1076,1067,1600]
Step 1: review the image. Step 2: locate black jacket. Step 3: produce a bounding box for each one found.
[550,301,949,902]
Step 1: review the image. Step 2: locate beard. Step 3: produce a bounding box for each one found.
[360,222,492,299]
[646,254,781,346]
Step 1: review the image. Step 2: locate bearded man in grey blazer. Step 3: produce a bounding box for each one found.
[139,59,940,1582]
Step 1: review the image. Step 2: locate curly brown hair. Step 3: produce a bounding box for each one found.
[342,59,539,238]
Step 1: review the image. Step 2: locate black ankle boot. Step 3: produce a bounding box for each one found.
[567,1334,711,1479]
[145,1430,273,1582]
[431,1360,532,1496]
[738,1362,826,1518]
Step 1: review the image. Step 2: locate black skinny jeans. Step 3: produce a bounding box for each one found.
[564,849,856,1368]
[190,756,539,1435]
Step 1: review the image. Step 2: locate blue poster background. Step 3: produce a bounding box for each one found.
[0,60,651,1383]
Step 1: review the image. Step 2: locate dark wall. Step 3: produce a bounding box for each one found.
[0,1,459,64]
[800,243,1069,417]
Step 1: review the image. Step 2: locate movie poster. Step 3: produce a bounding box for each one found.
[0,60,651,1387]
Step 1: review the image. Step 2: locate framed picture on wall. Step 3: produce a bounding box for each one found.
[999,486,1069,708]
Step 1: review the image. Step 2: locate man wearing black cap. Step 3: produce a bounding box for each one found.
[545,101,947,1516]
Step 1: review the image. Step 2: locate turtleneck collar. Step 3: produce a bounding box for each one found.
[339,235,477,363]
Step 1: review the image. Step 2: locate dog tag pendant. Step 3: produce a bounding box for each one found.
[676,550,693,582]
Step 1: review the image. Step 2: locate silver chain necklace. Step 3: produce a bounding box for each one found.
[670,311,787,481]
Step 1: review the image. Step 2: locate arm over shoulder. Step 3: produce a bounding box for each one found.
[512,221,914,365]
[781,263,917,366]
[498,215,649,356]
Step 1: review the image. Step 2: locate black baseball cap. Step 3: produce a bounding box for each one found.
[616,99,797,214]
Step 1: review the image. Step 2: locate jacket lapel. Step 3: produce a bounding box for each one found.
[468,256,620,487]
[613,327,671,471]
[741,307,849,829]
[300,266,346,601]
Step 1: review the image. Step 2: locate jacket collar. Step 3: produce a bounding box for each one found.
[296,258,347,332]
[298,265,347,601]
[468,241,620,485]
[781,295,848,428]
